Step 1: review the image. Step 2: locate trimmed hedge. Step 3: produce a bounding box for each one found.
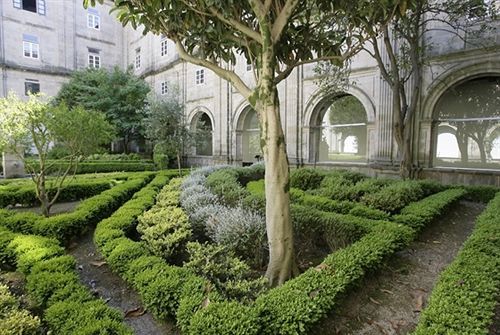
[26,160,155,174]
[0,179,113,208]
[0,232,132,335]
[0,283,41,334]
[413,191,500,335]
[361,180,425,213]
[0,172,154,241]
[93,170,214,332]
[392,188,467,230]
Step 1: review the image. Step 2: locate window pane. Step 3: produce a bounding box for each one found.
[22,0,37,12]
[434,77,500,169]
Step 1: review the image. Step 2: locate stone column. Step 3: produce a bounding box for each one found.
[2,151,25,178]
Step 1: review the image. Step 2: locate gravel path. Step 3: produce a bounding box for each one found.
[67,231,179,335]
[311,200,485,335]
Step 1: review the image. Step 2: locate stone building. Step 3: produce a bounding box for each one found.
[1,0,499,185]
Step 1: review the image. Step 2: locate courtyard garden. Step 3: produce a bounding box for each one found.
[0,166,498,334]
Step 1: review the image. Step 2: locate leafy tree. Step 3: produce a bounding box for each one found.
[56,67,150,153]
[0,94,114,216]
[143,92,201,174]
[318,0,497,178]
[85,0,411,286]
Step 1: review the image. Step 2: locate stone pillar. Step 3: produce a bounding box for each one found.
[2,151,25,178]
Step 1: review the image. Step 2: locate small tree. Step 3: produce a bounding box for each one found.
[143,93,199,174]
[0,94,114,216]
[56,67,150,153]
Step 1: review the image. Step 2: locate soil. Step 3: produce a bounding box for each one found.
[10,201,81,215]
[67,230,179,335]
[311,200,485,335]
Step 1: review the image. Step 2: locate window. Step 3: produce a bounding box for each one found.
[433,76,500,169]
[160,36,168,56]
[87,9,100,30]
[88,54,100,68]
[310,94,368,163]
[135,48,141,70]
[23,34,39,59]
[161,81,168,95]
[195,69,205,85]
[246,62,252,71]
[24,79,40,95]
[13,0,45,15]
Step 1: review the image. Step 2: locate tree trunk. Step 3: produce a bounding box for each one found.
[123,134,130,154]
[38,177,51,217]
[176,151,182,176]
[477,141,487,164]
[456,129,469,163]
[257,90,297,287]
[395,123,413,179]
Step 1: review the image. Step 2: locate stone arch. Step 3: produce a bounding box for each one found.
[304,86,375,163]
[422,61,500,120]
[233,104,262,164]
[427,69,500,169]
[188,106,214,156]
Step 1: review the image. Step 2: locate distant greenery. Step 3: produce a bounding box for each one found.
[56,67,150,153]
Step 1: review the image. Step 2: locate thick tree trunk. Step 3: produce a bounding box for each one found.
[395,123,413,179]
[257,92,297,287]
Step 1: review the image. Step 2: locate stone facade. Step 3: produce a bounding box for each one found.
[1,1,500,185]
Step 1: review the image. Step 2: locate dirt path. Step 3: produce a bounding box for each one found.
[68,231,179,335]
[311,200,485,335]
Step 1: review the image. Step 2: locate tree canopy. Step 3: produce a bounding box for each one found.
[56,66,150,153]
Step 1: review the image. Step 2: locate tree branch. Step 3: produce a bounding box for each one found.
[173,40,252,99]
[208,7,262,43]
[271,0,300,43]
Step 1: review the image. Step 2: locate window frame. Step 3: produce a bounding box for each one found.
[22,34,39,59]
[135,48,141,70]
[195,68,205,85]
[24,79,40,96]
[160,37,168,56]
[88,53,101,68]
[87,9,100,30]
[161,81,168,95]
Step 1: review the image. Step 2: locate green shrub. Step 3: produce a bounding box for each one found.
[0,284,42,335]
[187,302,261,335]
[0,179,113,208]
[461,184,499,203]
[26,159,155,174]
[44,300,132,335]
[0,227,16,266]
[361,180,424,213]
[290,168,325,191]
[348,205,390,220]
[107,240,147,274]
[2,228,130,334]
[137,206,192,260]
[393,188,466,230]
[206,169,250,206]
[291,188,354,214]
[184,242,267,302]
[413,192,500,335]
[135,265,194,319]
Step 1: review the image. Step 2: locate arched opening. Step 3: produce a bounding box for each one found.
[241,108,262,163]
[433,76,500,169]
[192,112,213,156]
[310,94,368,163]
